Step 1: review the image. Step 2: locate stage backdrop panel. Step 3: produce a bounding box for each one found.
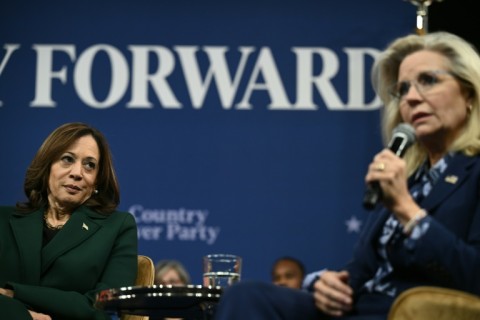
[0,0,416,284]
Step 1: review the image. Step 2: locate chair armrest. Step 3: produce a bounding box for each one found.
[388,286,480,320]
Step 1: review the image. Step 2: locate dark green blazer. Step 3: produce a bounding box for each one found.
[0,205,138,320]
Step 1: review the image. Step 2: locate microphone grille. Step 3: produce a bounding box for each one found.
[392,123,416,145]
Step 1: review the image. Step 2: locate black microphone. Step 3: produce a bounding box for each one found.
[362,123,416,210]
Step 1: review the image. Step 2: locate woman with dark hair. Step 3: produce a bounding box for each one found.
[0,122,138,320]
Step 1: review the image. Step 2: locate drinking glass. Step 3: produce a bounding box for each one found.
[203,254,242,288]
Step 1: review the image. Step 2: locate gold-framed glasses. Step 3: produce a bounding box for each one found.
[390,70,454,100]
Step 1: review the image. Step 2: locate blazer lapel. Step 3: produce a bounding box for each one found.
[41,206,104,273]
[10,209,44,284]
[421,153,477,212]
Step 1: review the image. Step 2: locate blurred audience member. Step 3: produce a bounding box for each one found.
[271,256,305,289]
[155,259,191,286]
[154,260,191,320]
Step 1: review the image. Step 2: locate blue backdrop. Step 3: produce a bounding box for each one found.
[1,0,416,284]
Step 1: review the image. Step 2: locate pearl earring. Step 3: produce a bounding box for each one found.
[467,104,473,116]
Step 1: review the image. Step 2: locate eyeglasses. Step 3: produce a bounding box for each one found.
[389,70,455,101]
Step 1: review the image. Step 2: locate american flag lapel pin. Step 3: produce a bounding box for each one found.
[444,175,458,184]
[82,222,89,231]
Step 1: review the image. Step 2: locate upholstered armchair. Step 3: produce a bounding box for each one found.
[388,286,480,319]
[121,255,155,320]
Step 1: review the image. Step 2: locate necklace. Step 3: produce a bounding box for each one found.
[43,213,65,230]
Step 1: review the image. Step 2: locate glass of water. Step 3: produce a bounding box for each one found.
[203,254,242,288]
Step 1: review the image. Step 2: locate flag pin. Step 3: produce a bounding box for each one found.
[444,175,458,184]
[82,223,89,231]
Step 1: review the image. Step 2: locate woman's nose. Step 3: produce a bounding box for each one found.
[69,162,83,179]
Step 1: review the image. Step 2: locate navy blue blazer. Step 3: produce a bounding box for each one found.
[346,152,480,299]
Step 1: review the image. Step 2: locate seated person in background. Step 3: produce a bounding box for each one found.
[271,256,305,289]
[213,31,480,319]
[0,122,138,320]
[155,260,191,320]
[155,260,191,286]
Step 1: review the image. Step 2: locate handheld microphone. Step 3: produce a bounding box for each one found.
[362,123,416,210]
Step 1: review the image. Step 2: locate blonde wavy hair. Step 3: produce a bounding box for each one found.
[371,31,480,175]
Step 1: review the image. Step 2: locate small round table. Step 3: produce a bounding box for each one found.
[95,284,223,320]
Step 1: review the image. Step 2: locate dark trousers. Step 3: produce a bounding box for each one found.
[213,281,392,320]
